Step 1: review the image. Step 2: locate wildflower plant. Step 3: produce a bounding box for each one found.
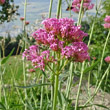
[23,18,90,71]
[23,17,90,109]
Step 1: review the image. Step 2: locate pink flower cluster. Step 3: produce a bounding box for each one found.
[105,56,110,63]
[104,16,110,29]
[23,45,56,71]
[0,0,5,5]
[72,0,94,13]
[23,18,90,71]
[61,42,90,62]
[32,18,88,49]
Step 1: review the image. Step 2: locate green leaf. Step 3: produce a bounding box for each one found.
[79,104,110,110]
[0,102,6,110]
[1,48,15,65]
[15,83,51,89]
[83,59,100,74]
[94,104,110,110]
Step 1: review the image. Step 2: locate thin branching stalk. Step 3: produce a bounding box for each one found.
[56,0,62,19]
[0,48,1,102]
[83,64,110,106]
[48,0,53,18]
[53,74,59,110]
[63,62,74,110]
[75,62,85,110]
[102,66,109,101]
[23,0,28,110]
[77,0,84,26]
[98,30,110,77]
[75,0,103,109]
[40,74,45,110]
[88,0,102,47]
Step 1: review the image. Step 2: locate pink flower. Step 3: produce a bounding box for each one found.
[0,0,5,5]
[20,17,24,21]
[71,0,94,13]
[61,42,90,62]
[32,29,49,45]
[28,69,36,73]
[42,18,61,35]
[104,23,110,29]
[33,18,88,46]
[23,45,57,71]
[25,21,29,25]
[24,18,90,71]
[104,16,110,29]
[104,16,110,23]
[105,56,110,63]
[22,45,39,61]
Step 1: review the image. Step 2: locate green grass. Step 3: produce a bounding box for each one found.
[3,55,23,84]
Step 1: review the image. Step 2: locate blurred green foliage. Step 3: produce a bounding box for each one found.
[0,0,19,23]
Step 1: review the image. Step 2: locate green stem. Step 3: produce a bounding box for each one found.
[84,64,110,106]
[23,59,27,110]
[24,0,27,49]
[0,47,1,102]
[48,0,53,18]
[77,0,84,26]
[98,30,110,77]
[53,74,59,110]
[75,62,85,110]
[40,75,45,110]
[63,62,74,110]
[56,0,62,19]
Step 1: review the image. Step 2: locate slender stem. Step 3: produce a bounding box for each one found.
[98,30,110,77]
[23,59,27,110]
[75,62,85,110]
[23,0,28,110]
[63,62,74,110]
[102,66,109,101]
[77,0,84,26]
[53,74,59,110]
[56,0,62,19]
[60,1,62,18]
[48,0,53,18]
[0,47,1,102]
[40,75,45,110]
[66,63,74,98]
[84,64,110,106]
[47,63,56,75]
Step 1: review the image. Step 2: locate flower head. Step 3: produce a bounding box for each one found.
[20,17,24,21]
[61,42,90,62]
[24,18,90,71]
[105,56,110,63]
[71,0,94,13]
[104,16,110,29]
[25,21,30,25]
[104,16,110,23]
[0,0,5,5]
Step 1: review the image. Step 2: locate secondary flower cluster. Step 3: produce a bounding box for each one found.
[23,18,90,71]
[72,0,94,13]
[104,16,110,29]
[105,56,110,63]
[23,45,56,71]
[61,42,90,62]
[0,0,5,5]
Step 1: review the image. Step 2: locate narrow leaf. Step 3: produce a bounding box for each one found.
[83,59,100,74]
[15,83,51,89]
[1,48,15,65]
[0,102,6,110]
